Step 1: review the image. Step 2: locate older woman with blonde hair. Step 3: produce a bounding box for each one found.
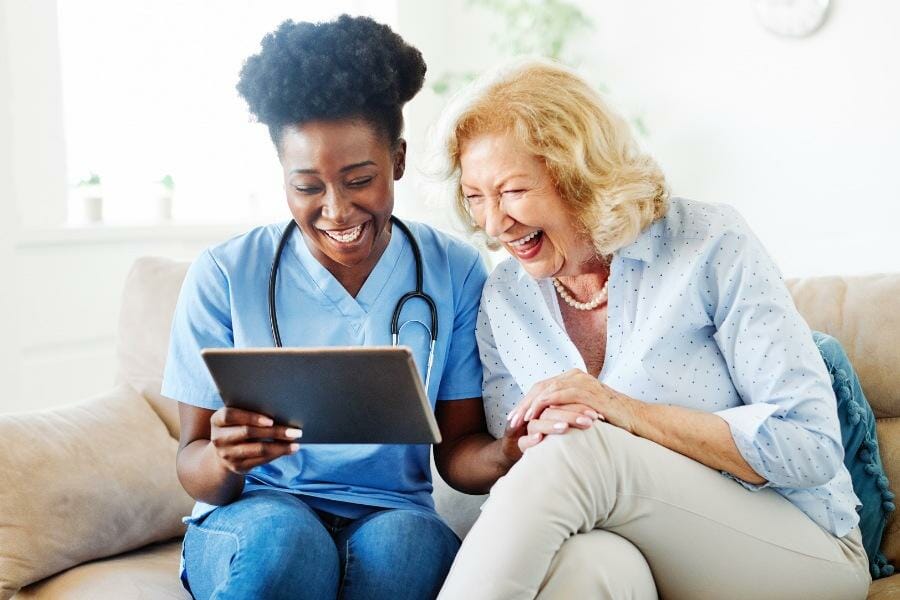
[430,59,870,599]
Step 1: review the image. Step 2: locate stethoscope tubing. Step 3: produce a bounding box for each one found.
[268,216,439,389]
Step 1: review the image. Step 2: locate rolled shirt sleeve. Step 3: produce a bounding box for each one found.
[707,214,844,489]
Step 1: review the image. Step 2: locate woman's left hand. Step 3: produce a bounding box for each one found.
[510,369,644,440]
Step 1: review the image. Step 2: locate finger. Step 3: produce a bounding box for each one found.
[538,408,595,429]
[529,387,594,423]
[212,407,275,428]
[527,418,572,436]
[213,425,302,446]
[504,414,529,439]
[550,403,603,421]
[518,432,542,453]
[517,376,560,423]
[231,442,300,472]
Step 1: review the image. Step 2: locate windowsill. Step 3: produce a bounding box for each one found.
[15,221,260,248]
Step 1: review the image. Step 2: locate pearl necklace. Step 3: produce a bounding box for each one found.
[552,277,609,311]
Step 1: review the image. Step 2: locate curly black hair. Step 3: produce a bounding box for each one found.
[237,15,426,149]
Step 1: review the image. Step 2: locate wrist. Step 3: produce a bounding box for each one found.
[497,436,522,473]
[625,397,648,437]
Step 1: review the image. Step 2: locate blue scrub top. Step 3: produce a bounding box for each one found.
[162,219,487,522]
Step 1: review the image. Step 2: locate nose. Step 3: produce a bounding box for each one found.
[482,197,513,239]
[321,186,352,223]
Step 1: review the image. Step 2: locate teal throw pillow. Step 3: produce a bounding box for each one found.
[814,331,895,579]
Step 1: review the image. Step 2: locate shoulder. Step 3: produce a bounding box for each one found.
[480,255,535,310]
[658,197,751,243]
[403,220,486,281]
[204,222,287,277]
[645,197,762,266]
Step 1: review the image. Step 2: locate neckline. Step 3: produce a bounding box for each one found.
[287,220,407,318]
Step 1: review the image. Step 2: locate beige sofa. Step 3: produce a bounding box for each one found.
[1,256,899,599]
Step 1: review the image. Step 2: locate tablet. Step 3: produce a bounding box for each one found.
[200,347,441,444]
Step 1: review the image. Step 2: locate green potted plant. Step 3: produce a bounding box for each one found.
[76,172,103,224]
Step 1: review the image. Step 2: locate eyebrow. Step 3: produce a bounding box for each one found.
[460,172,530,189]
[290,160,377,175]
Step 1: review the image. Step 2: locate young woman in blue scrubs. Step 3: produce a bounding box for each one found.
[161,16,517,600]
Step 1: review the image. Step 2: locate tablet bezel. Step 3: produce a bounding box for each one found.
[200,346,441,444]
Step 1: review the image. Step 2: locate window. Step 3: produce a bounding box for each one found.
[57,1,396,225]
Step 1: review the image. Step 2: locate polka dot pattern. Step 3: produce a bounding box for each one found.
[476,197,860,538]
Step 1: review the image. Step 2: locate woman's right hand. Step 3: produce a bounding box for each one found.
[209,407,302,474]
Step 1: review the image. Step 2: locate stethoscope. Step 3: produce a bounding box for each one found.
[268,216,439,390]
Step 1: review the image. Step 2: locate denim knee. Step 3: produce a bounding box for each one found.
[184,490,339,600]
[338,509,460,600]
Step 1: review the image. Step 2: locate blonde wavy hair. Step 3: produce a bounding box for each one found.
[428,58,668,256]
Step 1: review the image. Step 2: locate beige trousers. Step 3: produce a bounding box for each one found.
[439,422,870,600]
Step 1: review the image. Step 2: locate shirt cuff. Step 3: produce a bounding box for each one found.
[715,403,779,488]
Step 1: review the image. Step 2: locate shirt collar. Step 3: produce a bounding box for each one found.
[616,223,657,263]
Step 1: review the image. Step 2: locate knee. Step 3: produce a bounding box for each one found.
[353,509,459,565]
[540,531,657,599]
[348,510,459,592]
[494,422,619,493]
[186,491,339,597]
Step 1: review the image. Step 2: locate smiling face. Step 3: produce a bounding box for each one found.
[459,131,596,279]
[279,119,404,285]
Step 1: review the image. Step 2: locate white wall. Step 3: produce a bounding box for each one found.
[574,1,900,277]
[0,0,20,411]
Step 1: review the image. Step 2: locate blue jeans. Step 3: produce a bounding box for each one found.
[182,489,460,600]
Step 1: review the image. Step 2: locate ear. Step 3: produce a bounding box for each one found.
[392,139,407,180]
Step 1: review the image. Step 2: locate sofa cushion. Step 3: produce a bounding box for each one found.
[815,332,895,578]
[14,540,187,600]
[878,419,900,568]
[788,274,900,419]
[0,385,194,599]
[868,572,900,599]
[116,257,190,439]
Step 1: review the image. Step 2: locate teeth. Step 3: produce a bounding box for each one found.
[324,223,363,243]
[509,230,541,247]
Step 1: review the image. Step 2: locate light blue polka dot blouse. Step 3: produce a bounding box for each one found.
[478,197,860,538]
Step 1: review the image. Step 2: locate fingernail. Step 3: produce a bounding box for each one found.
[524,408,534,421]
[285,428,302,439]
[289,443,300,452]
[507,410,515,421]
[584,410,600,420]
[259,417,274,426]
[597,413,606,421]
[553,422,567,431]
[532,433,541,440]
[576,416,593,426]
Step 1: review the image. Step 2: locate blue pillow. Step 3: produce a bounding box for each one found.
[813,331,895,579]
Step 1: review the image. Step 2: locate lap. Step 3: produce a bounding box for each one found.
[480,422,870,599]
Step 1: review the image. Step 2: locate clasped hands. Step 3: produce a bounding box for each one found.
[503,369,642,454]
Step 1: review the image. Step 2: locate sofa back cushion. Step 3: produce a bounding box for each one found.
[116,257,190,439]
[0,385,194,599]
[787,274,900,418]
